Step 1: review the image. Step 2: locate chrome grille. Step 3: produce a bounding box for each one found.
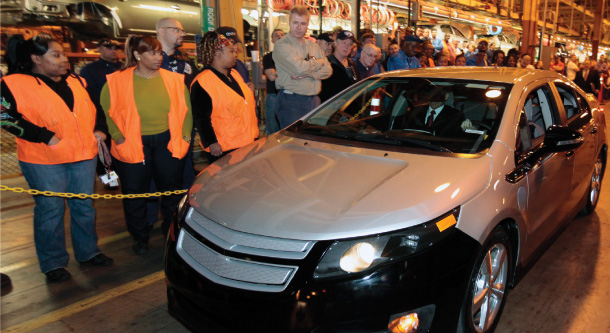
[185,208,315,260]
[177,230,298,292]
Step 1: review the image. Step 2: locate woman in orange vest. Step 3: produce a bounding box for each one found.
[100,36,192,255]
[190,31,259,164]
[1,34,113,283]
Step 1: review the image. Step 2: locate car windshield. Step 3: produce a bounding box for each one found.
[292,77,513,154]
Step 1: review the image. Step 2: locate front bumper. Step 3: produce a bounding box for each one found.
[164,211,479,333]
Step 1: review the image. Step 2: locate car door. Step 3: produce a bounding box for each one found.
[513,82,574,262]
[552,82,597,207]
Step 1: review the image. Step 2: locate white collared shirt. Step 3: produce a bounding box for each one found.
[425,105,445,123]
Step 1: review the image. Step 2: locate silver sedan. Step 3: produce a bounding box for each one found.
[165,67,607,333]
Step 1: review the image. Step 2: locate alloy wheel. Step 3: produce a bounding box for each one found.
[471,243,508,332]
[589,157,603,208]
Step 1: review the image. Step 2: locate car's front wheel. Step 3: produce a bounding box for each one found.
[581,153,605,215]
[458,225,512,333]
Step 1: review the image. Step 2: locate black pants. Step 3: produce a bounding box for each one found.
[114,131,185,242]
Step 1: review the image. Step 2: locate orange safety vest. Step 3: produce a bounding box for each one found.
[105,67,190,163]
[192,69,259,152]
[2,74,98,165]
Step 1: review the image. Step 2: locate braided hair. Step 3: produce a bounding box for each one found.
[198,31,234,67]
[122,35,162,70]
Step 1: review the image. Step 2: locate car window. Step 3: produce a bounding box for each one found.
[441,25,452,35]
[294,78,512,154]
[554,83,580,119]
[453,27,466,38]
[516,84,558,157]
[554,83,592,128]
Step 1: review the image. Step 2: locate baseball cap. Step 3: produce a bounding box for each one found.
[316,33,334,43]
[216,26,242,44]
[336,30,357,42]
[98,38,121,49]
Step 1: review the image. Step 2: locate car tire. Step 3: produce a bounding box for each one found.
[457,225,512,333]
[581,153,604,215]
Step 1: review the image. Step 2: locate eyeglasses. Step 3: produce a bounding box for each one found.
[163,27,185,34]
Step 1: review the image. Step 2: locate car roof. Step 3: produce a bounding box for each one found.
[376,67,562,84]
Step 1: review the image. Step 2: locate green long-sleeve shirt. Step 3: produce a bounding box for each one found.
[100,74,192,141]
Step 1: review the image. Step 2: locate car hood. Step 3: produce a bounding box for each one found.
[190,140,492,241]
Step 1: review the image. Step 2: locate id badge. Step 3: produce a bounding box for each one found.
[99,171,119,184]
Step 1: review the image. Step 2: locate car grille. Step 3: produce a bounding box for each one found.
[176,208,316,292]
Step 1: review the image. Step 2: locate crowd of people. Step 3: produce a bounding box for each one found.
[0,4,608,284]
[0,18,258,283]
[262,7,609,132]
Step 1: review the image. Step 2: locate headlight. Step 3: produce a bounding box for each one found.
[313,208,460,279]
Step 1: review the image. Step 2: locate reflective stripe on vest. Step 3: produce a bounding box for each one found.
[2,74,98,165]
[193,69,259,152]
[106,67,189,163]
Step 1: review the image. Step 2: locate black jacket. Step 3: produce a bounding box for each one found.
[402,104,465,137]
[574,69,600,94]
[319,55,360,103]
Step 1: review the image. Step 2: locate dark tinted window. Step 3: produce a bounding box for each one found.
[516,84,559,158]
[293,77,512,154]
[555,83,580,119]
[554,83,592,127]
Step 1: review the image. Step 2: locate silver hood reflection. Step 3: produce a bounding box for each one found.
[190,137,492,241]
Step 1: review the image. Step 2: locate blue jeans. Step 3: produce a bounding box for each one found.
[276,90,321,128]
[265,93,280,135]
[19,157,100,273]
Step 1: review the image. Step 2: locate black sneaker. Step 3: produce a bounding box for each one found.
[45,268,72,283]
[79,253,114,266]
[132,240,149,255]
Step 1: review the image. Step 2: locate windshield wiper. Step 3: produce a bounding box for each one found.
[298,125,352,139]
[361,134,453,152]
[298,127,452,152]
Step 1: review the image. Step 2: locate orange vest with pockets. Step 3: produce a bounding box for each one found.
[192,69,259,152]
[106,67,190,163]
[2,74,98,165]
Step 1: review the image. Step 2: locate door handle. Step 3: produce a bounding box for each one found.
[566,151,575,157]
[591,127,598,134]
[170,5,181,10]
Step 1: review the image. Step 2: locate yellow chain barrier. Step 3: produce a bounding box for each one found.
[0,185,187,199]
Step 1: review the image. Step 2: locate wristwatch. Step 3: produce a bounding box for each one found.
[183,136,191,143]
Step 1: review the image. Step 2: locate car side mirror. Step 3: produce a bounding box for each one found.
[543,125,584,152]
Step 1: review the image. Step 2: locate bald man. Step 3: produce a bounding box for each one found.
[356,44,381,79]
[156,17,199,86]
